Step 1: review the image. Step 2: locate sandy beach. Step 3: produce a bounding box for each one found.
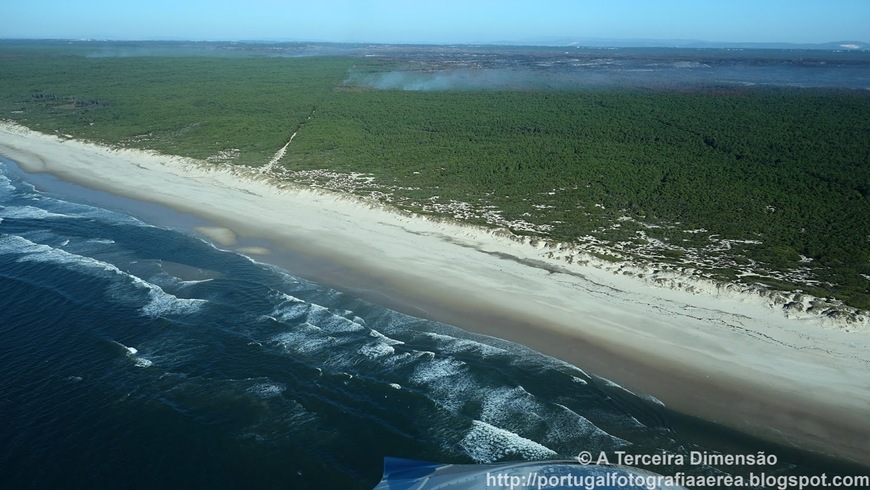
[1,121,869,465]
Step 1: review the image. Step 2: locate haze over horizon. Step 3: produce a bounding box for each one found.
[3,0,869,46]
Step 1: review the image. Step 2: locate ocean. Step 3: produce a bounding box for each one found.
[0,158,864,489]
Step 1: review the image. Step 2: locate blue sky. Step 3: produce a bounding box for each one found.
[3,0,868,44]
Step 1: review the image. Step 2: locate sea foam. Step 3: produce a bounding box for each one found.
[0,205,75,220]
[248,382,286,399]
[1,234,206,317]
[460,420,557,463]
[359,342,395,359]
[420,331,507,357]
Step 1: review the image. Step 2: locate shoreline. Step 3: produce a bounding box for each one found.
[2,121,869,466]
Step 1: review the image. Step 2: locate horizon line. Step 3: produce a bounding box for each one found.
[1,36,868,51]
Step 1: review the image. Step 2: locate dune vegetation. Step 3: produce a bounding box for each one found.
[1,41,868,309]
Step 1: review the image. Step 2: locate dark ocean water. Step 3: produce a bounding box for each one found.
[0,160,864,489]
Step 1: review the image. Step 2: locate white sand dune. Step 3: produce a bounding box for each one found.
[1,121,868,464]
